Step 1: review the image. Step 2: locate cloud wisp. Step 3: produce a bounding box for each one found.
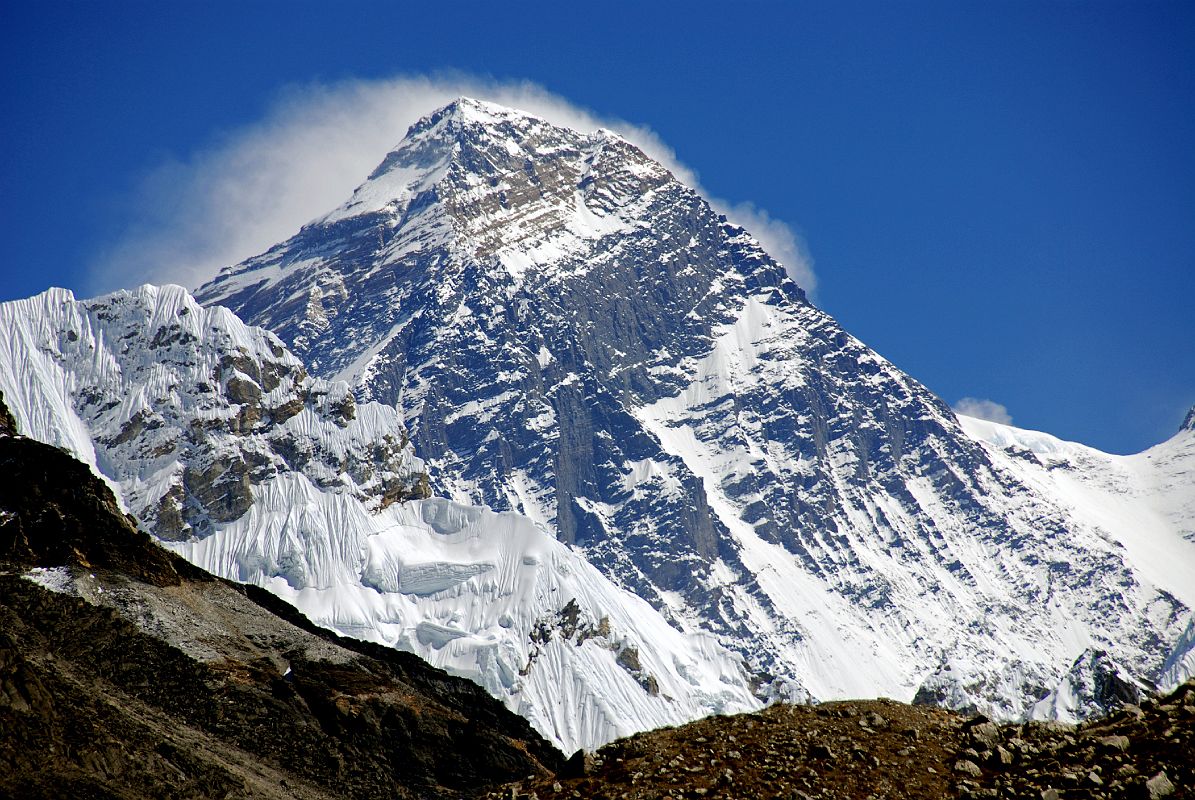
[953,397,1014,425]
[89,73,815,296]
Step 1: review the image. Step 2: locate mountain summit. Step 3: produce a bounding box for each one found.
[198,96,712,385]
[195,98,1195,720]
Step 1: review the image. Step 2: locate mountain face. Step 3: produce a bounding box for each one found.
[1027,647,1151,725]
[0,391,563,799]
[0,285,760,753]
[197,98,1195,719]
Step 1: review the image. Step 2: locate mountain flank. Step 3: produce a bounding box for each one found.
[0,391,562,799]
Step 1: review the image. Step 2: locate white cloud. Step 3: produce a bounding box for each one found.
[953,397,1013,425]
[89,73,814,296]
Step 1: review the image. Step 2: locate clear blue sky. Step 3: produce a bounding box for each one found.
[2,1,1192,454]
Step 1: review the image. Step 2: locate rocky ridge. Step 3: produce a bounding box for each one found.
[0,284,427,542]
[483,681,1194,800]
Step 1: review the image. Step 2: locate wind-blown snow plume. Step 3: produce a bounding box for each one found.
[954,397,1013,425]
[90,74,814,295]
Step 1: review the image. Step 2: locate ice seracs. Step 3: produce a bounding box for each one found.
[172,487,759,751]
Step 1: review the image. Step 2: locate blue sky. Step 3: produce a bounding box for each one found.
[2,1,1192,454]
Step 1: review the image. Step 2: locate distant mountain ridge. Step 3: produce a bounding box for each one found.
[195,97,1195,719]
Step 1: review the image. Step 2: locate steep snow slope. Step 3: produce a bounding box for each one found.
[0,284,759,752]
[198,98,1195,720]
[957,414,1195,611]
[1159,617,1195,692]
[173,486,758,750]
[957,413,1195,704]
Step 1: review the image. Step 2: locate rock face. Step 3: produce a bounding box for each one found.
[0,284,762,753]
[0,394,563,799]
[197,97,1195,718]
[1030,649,1151,724]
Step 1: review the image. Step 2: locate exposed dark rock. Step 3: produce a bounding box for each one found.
[183,453,254,524]
[225,374,263,405]
[0,433,190,587]
[0,395,562,798]
[1146,771,1176,798]
[0,390,17,436]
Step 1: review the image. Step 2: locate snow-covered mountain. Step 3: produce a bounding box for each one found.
[195,97,1195,720]
[0,284,760,752]
[957,412,1195,708]
[1028,648,1150,724]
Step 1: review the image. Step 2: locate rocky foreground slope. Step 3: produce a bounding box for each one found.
[484,683,1194,800]
[0,392,561,799]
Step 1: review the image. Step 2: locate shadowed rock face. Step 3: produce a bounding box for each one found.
[196,98,1195,718]
[0,407,190,587]
[0,394,562,799]
[0,390,16,436]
